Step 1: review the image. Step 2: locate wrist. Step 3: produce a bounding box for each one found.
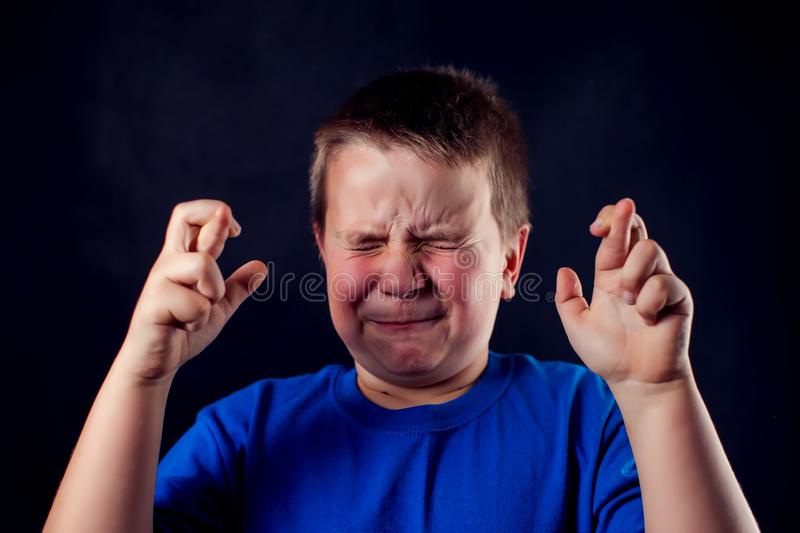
[607,366,698,412]
[111,347,178,389]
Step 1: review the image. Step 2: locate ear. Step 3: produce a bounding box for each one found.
[500,223,531,301]
[312,221,326,267]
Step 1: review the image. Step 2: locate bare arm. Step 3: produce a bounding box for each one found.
[610,369,760,532]
[43,352,174,533]
[553,198,759,532]
[43,200,267,532]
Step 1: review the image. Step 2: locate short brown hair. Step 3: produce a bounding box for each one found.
[308,63,530,249]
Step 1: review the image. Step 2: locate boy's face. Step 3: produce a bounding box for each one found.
[313,142,528,388]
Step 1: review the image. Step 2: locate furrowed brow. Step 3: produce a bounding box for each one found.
[334,223,468,244]
[334,227,388,244]
[410,223,468,241]
[415,230,466,242]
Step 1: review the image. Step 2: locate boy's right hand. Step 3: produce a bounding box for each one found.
[116,199,268,382]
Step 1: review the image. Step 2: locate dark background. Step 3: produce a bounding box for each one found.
[6,1,792,530]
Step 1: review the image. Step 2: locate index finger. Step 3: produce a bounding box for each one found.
[164,199,241,253]
[594,198,636,272]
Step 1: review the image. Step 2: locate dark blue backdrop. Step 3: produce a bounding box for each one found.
[6,1,791,530]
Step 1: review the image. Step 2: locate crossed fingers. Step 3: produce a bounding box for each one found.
[589,198,685,324]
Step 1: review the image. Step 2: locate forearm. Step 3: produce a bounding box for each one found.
[43,350,174,533]
[609,366,760,533]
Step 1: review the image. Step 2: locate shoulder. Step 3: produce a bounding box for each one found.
[194,362,347,435]
[500,351,611,395]
[494,350,619,421]
[156,363,348,483]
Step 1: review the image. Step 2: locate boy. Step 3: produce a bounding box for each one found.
[44,65,759,532]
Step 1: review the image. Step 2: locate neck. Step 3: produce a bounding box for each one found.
[355,350,489,410]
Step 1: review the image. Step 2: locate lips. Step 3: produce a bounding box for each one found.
[372,315,443,325]
[366,312,446,325]
[367,314,445,331]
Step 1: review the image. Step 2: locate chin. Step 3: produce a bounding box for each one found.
[369,343,446,378]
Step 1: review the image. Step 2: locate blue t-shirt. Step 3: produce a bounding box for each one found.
[154,350,644,532]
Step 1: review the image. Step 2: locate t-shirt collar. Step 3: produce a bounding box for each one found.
[333,349,513,433]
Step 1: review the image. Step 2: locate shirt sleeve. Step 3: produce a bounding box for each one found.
[593,398,645,532]
[153,402,245,532]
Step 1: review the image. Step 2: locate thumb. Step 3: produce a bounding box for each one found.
[221,260,269,319]
[554,267,589,328]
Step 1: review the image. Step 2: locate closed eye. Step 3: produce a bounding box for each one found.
[348,242,461,252]
[425,242,460,250]
[350,244,382,251]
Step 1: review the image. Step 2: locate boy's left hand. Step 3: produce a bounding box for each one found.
[554,197,694,389]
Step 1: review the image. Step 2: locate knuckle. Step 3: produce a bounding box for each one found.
[146,274,170,298]
[197,251,217,272]
[634,238,660,256]
[172,202,187,217]
[185,295,210,324]
[192,253,224,297]
[187,312,208,331]
[197,294,212,315]
[647,274,669,293]
[621,272,639,291]
[188,251,214,275]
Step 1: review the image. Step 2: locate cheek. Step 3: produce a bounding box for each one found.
[428,252,502,307]
[324,258,372,321]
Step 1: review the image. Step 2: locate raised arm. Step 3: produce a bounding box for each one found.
[43,200,267,532]
[554,197,759,532]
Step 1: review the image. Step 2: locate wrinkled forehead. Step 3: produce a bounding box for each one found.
[325,143,489,233]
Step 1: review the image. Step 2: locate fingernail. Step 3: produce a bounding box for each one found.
[590,218,603,228]
[623,290,635,304]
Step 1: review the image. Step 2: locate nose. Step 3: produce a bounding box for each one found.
[374,246,428,300]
